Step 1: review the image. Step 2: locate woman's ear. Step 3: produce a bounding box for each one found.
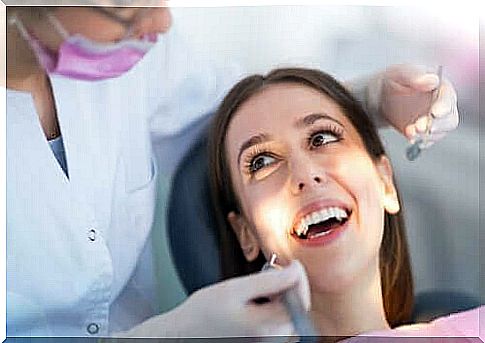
[227,211,260,262]
[376,156,400,214]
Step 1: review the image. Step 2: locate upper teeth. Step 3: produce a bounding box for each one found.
[294,207,348,236]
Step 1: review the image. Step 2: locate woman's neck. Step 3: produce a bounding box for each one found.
[309,263,390,338]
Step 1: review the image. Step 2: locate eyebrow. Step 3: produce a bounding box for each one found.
[295,112,344,128]
[236,113,344,166]
[237,133,272,166]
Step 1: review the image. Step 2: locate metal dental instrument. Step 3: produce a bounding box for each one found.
[406,65,443,161]
[261,253,319,342]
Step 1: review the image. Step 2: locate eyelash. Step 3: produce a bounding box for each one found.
[243,124,344,176]
[307,125,343,150]
[243,147,279,175]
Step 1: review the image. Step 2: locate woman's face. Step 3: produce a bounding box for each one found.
[225,83,400,292]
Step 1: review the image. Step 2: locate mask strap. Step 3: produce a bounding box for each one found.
[46,12,70,40]
[8,15,32,43]
[8,13,57,72]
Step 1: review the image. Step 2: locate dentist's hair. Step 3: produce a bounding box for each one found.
[4,0,163,5]
[6,1,165,21]
[208,67,413,327]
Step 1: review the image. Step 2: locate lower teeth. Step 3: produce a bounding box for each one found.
[307,229,333,239]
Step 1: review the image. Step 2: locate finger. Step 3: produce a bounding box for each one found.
[252,320,295,337]
[405,128,447,146]
[405,125,417,141]
[386,79,416,95]
[385,75,438,97]
[293,261,311,311]
[245,300,298,337]
[385,65,441,96]
[406,116,431,137]
[386,64,425,86]
[249,298,292,319]
[414,116,431,134]
[409,73,440,92]
[230,260,307,301]
[386,65,433,87]
[256,322,295,337]
[429,112,459,134]
[430,79,458,118]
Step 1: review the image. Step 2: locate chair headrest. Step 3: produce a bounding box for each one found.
[412,290,482,323]
[167,130,222,294]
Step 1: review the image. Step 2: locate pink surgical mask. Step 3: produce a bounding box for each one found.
[11,13,157,81]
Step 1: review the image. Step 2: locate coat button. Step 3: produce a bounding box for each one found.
[87,228,97,242]
[87,322,100,335]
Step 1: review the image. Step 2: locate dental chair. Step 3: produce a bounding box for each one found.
[167,128,481,323]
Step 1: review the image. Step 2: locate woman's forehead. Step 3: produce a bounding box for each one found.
[229,83,348,135]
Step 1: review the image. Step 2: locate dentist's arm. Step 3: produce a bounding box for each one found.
[119,260,311,338]
[347,64,459,146]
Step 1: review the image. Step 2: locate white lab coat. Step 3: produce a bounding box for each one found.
[6,27,242,337]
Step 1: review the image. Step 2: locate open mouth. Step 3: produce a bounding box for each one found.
[292,206,352,240]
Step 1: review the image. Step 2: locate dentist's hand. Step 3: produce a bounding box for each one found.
[371,64,459,146]
[121,260,311,338]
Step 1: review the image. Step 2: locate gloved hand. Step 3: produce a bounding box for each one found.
[368,64,459,147]
[120,260,311,338]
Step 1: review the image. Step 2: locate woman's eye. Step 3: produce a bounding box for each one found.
[250,154,276,173]
[310,131,340,148]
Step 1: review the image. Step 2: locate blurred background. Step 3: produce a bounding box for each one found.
[147,5,481,314]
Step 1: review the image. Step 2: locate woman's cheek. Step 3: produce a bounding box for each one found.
[255,199,290,234]
[248,191,293,255]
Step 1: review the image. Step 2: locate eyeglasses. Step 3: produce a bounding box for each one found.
[91,7,150,38]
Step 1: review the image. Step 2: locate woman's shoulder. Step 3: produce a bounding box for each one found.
[345,306,484,341]
[429,305,483,337]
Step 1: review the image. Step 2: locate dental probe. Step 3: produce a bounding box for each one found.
[406,65,443,161]
[261,253,319,342]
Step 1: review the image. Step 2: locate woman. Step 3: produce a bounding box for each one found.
[207,67,465,338]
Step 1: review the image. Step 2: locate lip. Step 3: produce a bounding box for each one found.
[290,199,353,247]
[291,219,350,247]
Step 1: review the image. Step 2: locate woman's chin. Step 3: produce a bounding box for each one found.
[302,255,370,295]
[308,271,357,295]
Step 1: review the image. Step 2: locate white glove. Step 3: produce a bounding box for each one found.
[368,64,459,147]
[120,260,311,338]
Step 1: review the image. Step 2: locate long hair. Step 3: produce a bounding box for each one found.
[208,67,414,327]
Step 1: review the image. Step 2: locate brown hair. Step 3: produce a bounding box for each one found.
[208,67,414,327]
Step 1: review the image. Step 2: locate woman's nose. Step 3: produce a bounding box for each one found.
[296,176,323,191]
[289,159,327,195]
